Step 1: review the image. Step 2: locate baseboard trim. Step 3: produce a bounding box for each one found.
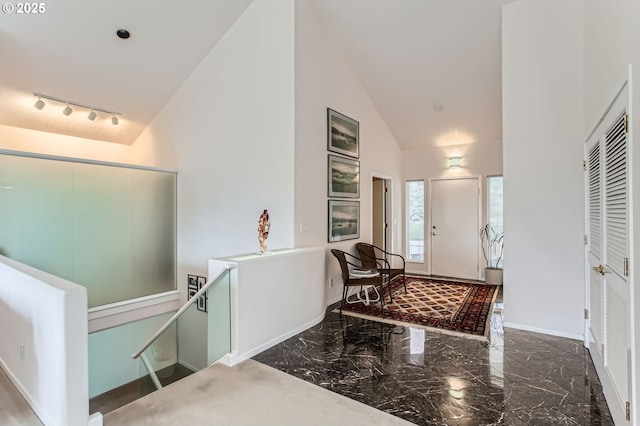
[0,358,51,426]
[218,311,327,366]
[176,360,200,373]
[326,294,342,307]
[503,322,584,340]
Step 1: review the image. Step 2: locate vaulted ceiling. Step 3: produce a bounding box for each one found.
[0,0,254,144]
[312,0,516,150]
[0,0,514,148]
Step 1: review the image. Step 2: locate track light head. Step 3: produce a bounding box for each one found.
[33,93,121,126]
[34,97,45,110]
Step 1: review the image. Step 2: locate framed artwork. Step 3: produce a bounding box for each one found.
[187,275,198,299]
[328,154,359,198]
[196,276,207,312]
[328,200,360,242]
[188,274,208,312]
[327,108,359,158]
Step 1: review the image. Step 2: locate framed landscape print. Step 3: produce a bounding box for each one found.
[327,108,359,158]
[328,200,360,242]
[328,154,359,198]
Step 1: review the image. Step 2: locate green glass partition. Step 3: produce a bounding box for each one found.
[207,269,232,364]
[0,152,176,307]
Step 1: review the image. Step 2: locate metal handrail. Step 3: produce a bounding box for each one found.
[131,264,234,389]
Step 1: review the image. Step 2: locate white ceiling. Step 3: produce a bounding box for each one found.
[0,0,512,149]
[311,0,516,150]
[0,0,254,144]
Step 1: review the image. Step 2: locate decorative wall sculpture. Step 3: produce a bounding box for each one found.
[258,209,271,254]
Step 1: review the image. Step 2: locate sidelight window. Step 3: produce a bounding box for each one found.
[406,180,424,262]
[487,176,504,268]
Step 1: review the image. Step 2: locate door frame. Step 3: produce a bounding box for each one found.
[371,172,393,255]
[428,176,482,279]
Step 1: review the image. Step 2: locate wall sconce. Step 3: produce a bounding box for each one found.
[447,156,463,168]
[33,92,121,125]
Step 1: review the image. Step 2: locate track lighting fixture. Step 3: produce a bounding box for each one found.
[34,97,45,110]
[32,93,122,126]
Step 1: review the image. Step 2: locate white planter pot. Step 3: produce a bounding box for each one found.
[484,267,503,285]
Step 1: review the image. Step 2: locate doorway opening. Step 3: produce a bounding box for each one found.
[371,176,391,253]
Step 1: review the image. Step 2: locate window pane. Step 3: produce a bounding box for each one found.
[406,181,424,262]
[487,176,504,268]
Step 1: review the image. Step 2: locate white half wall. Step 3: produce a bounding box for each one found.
[502,0,584,336]
[293,0,404,305]
[0,255,89,426]
[401,140,503,275]
[212,247,325,365]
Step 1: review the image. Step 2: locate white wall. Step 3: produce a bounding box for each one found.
[0,124,140,165]
[401,140,503,275]
[583,1,640,421]
[583,0,634,132]
[502,0,584,338]
[88,312,177,398]
[134,0,295,268]
[293,0,404,304]
[133,0,296,369]
[0,255,88,426]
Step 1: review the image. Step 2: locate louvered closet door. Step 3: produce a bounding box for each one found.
[603,111,630,416]
[587,138,604,354]
[586,86,632,425]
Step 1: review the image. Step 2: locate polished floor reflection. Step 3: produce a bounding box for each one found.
[254,297,614,425]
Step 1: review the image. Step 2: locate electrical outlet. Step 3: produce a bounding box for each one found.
[19,344,24,361]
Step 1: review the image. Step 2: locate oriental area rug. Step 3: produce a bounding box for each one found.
[335,275,499,340]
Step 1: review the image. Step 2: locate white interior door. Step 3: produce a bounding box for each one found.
[430,178,479,280]
[586,85,632,425]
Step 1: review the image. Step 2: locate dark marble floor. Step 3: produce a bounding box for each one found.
[254,293,614,425]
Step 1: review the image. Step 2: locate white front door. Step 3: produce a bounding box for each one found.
[586,85,632,425]
[430,177,479,279]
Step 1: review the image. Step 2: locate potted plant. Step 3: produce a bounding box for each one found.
[480,223,504,285]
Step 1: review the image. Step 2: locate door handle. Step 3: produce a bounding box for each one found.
[592,265,605,276]
[432,232,438,236]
